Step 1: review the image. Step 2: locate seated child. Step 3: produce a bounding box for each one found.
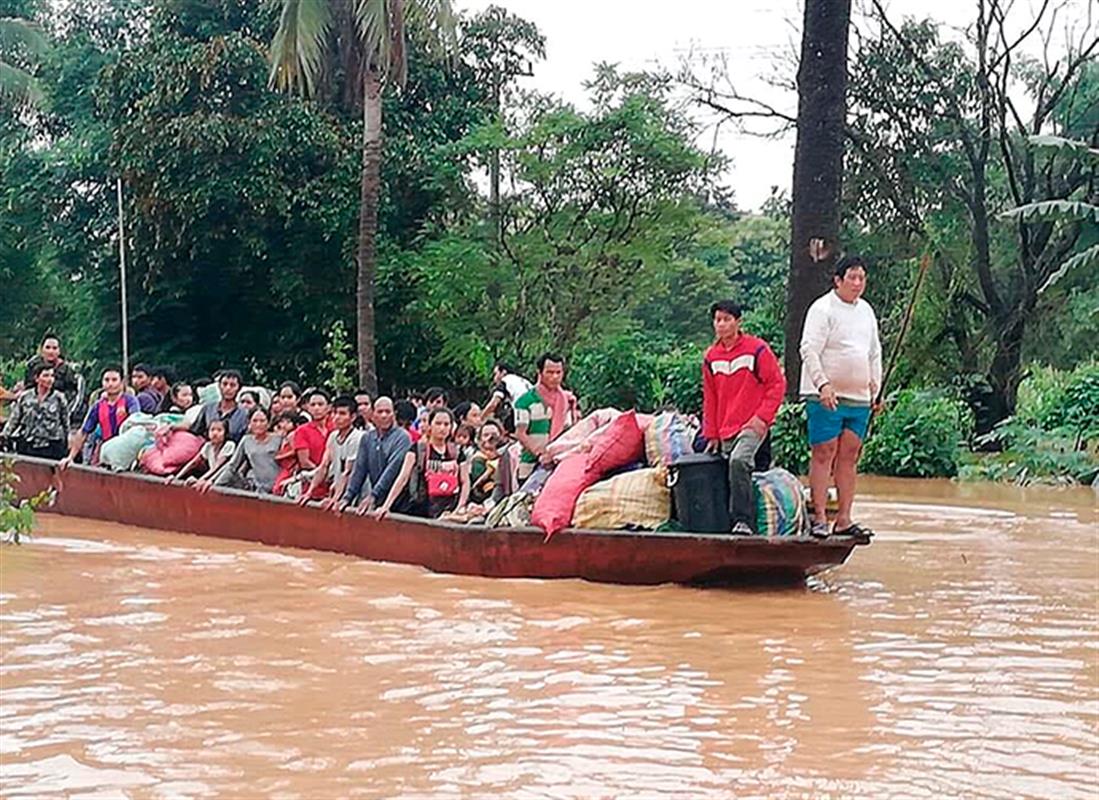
[272,412,303,496]
[454,423,477,461]
[468,419,504,508]
[165,418,236,484]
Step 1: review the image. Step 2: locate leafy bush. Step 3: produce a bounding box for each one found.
[1051,362,1099,443]
[968,362,1099,484]
[317,319,356,393]
[571,334,663,410]
[862,389,973,477]
[656,345,705,415]
[1016,361,1099,442]
[1,459,53,544]
[770,402,809,475]
[1014,364,1071,427]
[961,419,1098,485]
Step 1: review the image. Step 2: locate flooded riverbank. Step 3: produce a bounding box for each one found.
[1,478,1096,799]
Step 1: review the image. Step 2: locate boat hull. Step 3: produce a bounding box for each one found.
[10,456,864,585]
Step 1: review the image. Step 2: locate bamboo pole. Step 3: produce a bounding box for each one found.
[116,178,129,383]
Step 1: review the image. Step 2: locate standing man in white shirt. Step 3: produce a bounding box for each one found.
[483,362,533,434]
[799,256,883,539]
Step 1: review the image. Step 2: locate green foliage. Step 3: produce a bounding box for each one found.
[1,356,24,389]
[770,402,809,476]
[318,319,356,393]
[843,13,1098,424]
[1014,364,1072,427]
[0,14,47,107]
[570,334,662,411]
[0,458,51,544]
[657,346,705,416]
[1057,363,1099,442]
[961,361,1099,485]
[417,65,721,369]
[1015,361,1099,443]
[862,390,973,478]
[960,421,1098,486]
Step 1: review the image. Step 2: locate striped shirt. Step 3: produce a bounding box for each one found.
[513,387,578,466]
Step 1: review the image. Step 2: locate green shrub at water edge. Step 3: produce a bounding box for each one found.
[1050,362,1099,444]
[1015,361,1099,442]
[1,459,53,544]
[862,389,973,478]
[964,362,1099,484]
[959,420,1098,485]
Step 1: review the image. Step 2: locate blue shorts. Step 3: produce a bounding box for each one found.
[806,399,871,446]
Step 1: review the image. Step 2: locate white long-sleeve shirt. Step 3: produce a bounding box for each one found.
[799,290,883,404]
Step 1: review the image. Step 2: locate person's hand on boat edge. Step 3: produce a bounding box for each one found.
[57,456,72,472]
[354,496,376,517]
[295,492,312,508]
[370,504,390,520]
[317,496,339,513]
[704,439,720,454]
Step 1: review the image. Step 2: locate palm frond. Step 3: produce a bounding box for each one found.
[353,0,398,84]
[1027,134,1099,164]
[1038,243,1099,295]
[268,0,332,96]
[407,0,457,59]
[0,60,43,107]
[1000,200,1099,224]
[353,0,456,88]
[0,17,48,56]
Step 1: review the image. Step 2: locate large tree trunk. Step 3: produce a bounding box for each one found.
[356,68,382,395]
[783,0,852,397]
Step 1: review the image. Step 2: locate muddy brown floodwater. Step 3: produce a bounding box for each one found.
[1,477,1096,799]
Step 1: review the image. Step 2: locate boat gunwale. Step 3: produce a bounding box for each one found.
[16,455,863,550]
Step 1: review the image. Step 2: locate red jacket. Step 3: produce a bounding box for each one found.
[701,335,786,441]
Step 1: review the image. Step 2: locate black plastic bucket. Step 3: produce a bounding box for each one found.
[669,453,730,533]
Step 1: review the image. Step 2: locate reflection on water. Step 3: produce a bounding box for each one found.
[1,477,1096,799]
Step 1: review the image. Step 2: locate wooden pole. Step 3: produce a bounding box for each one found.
[116,178,129,383]
[876,252,932,407]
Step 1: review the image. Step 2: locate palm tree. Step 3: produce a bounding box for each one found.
[269,0,456,394]
[0,16,48,108]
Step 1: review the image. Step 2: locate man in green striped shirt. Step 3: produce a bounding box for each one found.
[513,353,579,481]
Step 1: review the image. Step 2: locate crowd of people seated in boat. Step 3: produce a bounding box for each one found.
[0,335,574,523]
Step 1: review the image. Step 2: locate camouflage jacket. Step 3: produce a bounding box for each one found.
[2,389,69,446]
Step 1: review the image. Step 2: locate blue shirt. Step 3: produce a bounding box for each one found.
[342,425,412,505]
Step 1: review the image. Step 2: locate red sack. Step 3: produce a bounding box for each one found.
[532,411,645,538]
[140,431,204,476]
[584,410,645,477]
[530,453,586,538]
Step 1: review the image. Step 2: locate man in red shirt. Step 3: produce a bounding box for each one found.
[702,300,786,533]
[276,389,333,498]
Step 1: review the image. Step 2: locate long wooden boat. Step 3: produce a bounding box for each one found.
[10,455,867,586]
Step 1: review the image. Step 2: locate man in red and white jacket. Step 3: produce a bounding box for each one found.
[701,300,786,533]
